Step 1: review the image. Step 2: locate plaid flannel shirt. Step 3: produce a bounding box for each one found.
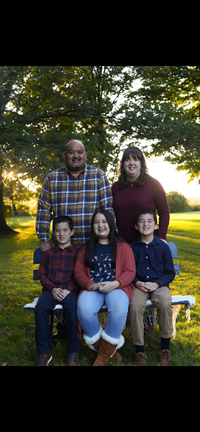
[36,164,114,246]
[38,244,79,292]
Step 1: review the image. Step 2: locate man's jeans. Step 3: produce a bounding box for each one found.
[35,290,80,354]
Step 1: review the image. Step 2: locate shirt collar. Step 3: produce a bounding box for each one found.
[55,244,75,253]
[64,163,87,178]
[135,234,159,246]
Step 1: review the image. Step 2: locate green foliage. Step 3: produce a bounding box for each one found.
[166,191,191,213]
[1,65,200,234]
[128,66,200,182]
[1,66,136,181]
[0,213,200,366]
[1,65,200,184]
[3,174,39,215]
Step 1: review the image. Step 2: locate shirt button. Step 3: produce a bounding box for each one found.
[146,256,148,259]
[146,245,148,248]
[147,276,149,279]
[147,267,149,269]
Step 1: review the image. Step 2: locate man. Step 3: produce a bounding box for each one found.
[36,139,115,251]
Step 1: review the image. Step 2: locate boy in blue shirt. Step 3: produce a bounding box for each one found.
[129,209,175,366]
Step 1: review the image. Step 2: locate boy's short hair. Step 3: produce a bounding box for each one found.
[135,209,157,225]
[53,215,74,231]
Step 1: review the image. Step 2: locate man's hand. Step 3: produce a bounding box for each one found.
[136,281,159,293]
[52,288,70,302]
[40,240,52,252]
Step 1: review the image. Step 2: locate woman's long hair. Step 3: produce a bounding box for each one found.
[84,208,124,268]
[118,146,149,189]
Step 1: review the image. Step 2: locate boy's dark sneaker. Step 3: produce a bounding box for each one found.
[36,352,52,366]
[66,352,79,366]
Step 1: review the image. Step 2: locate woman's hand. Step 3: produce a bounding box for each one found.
[98,280,120,293]
[89,283,101,291]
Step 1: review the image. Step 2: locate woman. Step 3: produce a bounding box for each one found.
[112,146,169,244]
[74,208,136,366]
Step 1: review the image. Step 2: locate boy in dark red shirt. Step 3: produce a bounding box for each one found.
[35,215,80,366]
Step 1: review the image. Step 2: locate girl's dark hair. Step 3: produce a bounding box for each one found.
[118,146,149,189]
[84,208,124,268]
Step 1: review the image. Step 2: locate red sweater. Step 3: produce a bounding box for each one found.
[74,241,136,337]
[112,177,169,243]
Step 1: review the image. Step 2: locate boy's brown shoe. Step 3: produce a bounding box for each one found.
[135,352,147,366]
[160,349,171,366]
[36,352,52,366]
[67,352,79,366]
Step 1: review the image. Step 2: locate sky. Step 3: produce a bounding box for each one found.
[146,156,200,201]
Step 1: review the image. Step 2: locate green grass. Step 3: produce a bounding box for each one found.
[0,213,200,366]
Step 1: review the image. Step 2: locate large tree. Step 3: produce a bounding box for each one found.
[1,65,200,236]
[0,65,136,234]
[120,66,200,182]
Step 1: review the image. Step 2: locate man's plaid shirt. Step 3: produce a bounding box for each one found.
[36,164,114,246]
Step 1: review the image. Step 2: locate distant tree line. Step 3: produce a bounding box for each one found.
[4,187,200,217]
[166,191,200,213]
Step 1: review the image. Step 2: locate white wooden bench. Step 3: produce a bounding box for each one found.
[24,242,196,340]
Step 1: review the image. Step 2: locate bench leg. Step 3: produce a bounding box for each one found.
[172,305,181,339]
[50,312,54,333]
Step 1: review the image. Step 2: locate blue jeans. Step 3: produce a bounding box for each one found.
[35,290,80,355]
[77,289,129,340]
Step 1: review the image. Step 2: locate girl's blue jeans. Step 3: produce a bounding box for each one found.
[77,289,129,340]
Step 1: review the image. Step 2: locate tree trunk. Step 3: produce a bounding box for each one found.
[0,170,18,236]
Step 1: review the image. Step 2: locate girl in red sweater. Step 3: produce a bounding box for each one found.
[74,208,136,366]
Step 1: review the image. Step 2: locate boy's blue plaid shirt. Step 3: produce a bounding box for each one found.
[36,164,114,246]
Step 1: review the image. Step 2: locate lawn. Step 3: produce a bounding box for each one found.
[0,213,200,366]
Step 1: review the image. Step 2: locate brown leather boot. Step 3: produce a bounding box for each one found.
[92,339,101,351]
[111,351,122,364]
[93,338,121,364]
[160,349,171,366]
[135,352,147,366]
[93,339,117,366]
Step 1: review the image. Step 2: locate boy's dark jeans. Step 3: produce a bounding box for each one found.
[35,290,80,355]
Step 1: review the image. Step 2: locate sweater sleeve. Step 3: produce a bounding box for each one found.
[152,178,169,241]
[74,247,93,291]
[115,243,136,288]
